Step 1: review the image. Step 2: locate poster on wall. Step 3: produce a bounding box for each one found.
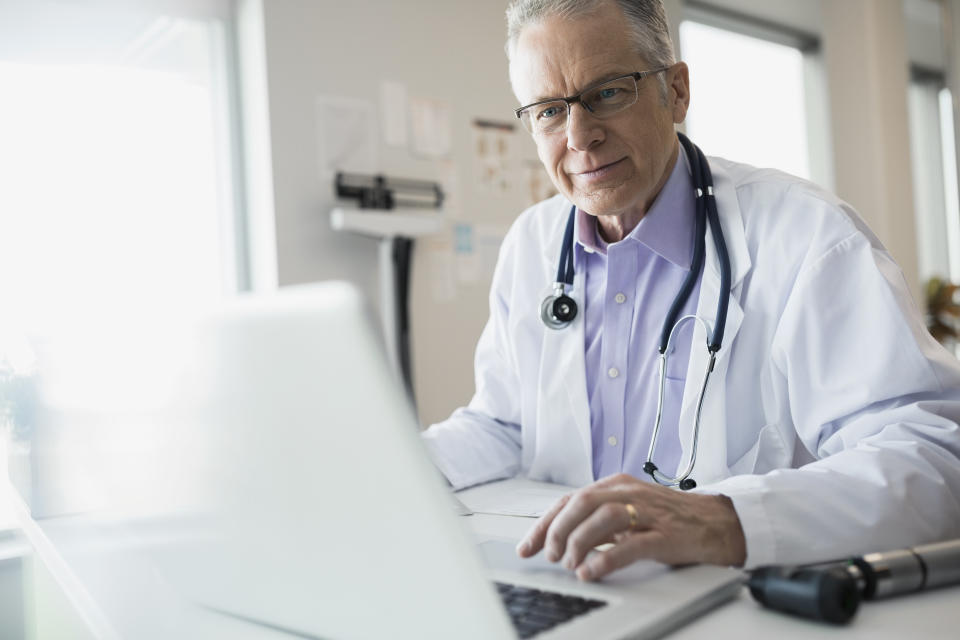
[316,95,378,182]
[410,96,452,158]
[380,81,409,148]
[524,159,558,206]
[472,119,515,194]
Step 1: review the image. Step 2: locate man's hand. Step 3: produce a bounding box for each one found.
[515,473,746,581]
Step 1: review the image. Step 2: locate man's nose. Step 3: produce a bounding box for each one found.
[565,102,603,151]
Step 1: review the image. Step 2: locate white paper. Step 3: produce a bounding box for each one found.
[423,234,456,302]
[457,477,575,518]
[410,96,452,158]
[438,159,460,219]
[380,81,408,147]
[475,223,507,278]
[316,95,377,178]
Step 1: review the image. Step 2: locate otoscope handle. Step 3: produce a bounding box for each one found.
[863,538,960,597]
[915,539,960,589]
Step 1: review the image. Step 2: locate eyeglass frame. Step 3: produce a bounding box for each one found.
[513,66,671,134]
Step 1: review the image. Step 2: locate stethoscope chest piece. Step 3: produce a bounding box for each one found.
[540,285,578,330]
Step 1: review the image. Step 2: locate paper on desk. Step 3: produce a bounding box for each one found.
[457,477,575,518]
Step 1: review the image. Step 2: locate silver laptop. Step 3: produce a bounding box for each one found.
[20,282,742,639]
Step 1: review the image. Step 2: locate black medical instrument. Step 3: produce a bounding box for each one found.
[748,538,960,624]
[541,133,732,491]
[334,172,444,210]
[540,209,579,329]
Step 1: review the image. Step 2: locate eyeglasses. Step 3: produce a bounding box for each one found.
[514,67,670,135]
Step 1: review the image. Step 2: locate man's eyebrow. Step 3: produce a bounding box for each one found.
[529,70,634,103]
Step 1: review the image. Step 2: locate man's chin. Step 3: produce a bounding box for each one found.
[568,186,637,217]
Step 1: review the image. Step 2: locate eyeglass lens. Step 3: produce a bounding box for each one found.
[519,75,640,134]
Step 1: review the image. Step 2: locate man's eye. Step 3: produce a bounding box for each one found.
[537,105,561,120]
[598,87,619,99]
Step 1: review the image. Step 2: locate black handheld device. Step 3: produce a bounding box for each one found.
[748,538,960,624]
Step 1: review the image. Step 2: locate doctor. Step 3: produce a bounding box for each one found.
[423,0,960,580]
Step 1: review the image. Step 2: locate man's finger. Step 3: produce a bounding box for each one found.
[544,489,641,563]
[516,493,571,557]
[559,502,636,570]
[577,531,666,581]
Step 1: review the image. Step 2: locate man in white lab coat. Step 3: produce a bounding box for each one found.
[422,0,960,579]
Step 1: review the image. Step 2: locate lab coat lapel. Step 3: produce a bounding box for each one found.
[676,159,750,485]
[533,204,593,487]
[535,287,594,487]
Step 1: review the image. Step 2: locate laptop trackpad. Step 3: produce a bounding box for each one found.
[478,540,669,586]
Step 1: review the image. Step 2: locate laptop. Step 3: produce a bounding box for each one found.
[23,282,742,638]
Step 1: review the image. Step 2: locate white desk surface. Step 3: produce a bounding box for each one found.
[456,480,960,640]
[8,472,960,640]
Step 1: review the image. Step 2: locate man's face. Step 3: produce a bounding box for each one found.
[509,1,689,222]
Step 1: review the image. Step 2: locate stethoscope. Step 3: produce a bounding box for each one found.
[540,132,732,490]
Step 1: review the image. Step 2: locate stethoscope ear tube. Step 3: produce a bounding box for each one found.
[646,133,732,490]
[660,133,707,355]
[695,144,732,352]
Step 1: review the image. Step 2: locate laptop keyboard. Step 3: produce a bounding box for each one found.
[495,582,606,638]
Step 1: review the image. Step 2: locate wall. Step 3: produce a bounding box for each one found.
[249,0,537,425]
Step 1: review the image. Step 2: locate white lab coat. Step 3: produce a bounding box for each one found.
[422,155,960,568]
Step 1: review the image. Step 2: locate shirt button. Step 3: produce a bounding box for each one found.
[608,436,618,446]
[614,293,626,304]
[607,367,619,379]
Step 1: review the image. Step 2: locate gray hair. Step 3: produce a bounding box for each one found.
[505,0,676,69]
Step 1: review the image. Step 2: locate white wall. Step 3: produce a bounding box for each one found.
[247,0,537,424]
[821,0,919,301]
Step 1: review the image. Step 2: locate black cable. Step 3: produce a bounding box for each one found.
[393,237,416,406]
[557,205,577,286]
[660,133,707,353]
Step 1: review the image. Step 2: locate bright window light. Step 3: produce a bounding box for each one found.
[0,16,238,339]
[939,88,960,283]
[680,20,811,180]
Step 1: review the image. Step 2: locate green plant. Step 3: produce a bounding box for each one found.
[925,277,960,345]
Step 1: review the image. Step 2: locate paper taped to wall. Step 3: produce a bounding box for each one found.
[316,95,377,178]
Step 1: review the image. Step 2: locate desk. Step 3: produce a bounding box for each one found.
[6,475,960,639]
[456,480,960,640]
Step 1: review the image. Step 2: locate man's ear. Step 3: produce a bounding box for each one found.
[668,62,690,124]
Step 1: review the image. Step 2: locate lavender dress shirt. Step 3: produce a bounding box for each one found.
[575,147,701,481]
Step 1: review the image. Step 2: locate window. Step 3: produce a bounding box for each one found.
[908,77,960,284]
[678,7,830,187]
[0,0,244,527]
[0,0,245,339]
[904,0,960,286]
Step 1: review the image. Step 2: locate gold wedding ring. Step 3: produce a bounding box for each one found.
[624,503,639,531]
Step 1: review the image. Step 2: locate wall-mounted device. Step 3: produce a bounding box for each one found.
[330,172,445,406]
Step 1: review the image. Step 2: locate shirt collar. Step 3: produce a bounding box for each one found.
[574,143,696,268]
